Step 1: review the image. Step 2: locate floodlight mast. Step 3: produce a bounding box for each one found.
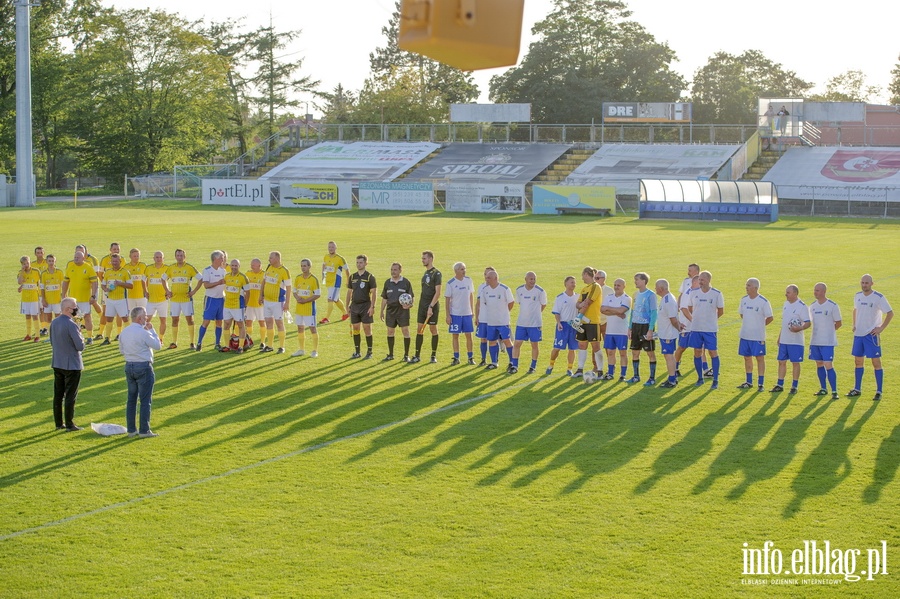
[15,0,36,207]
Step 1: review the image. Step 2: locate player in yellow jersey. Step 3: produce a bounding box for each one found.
[167,249,200,349]
[573,266,604,376]
[18,256,42,341]
[33,246,49,335]
[259,251,291,353]
[76,244,102,315]
[124,248,147,313]
[97,242,122,341]
[62,250,99,342]
[144,251,171,344]
[320,241,348,324]
[100,253,134,344]
[41,254,65,329]
[291,258,321,357]
[221,259,250,353]
[243,258,267,346]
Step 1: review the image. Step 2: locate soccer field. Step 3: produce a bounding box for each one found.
[1,201,898,598]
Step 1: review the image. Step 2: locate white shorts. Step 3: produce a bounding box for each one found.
[245,306,264,322]
[294,315,317,328]
[223,307,245,322]
[20,301,40,316]
[326,286,341,302]
[127,297,148,311]
[146,301,169,318]
[264,300,283,320]
[106,298,130,318]
[76,301,92,315]
[170,301,194,317]
[43,303,61,315]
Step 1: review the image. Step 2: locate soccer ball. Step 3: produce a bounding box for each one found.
[107,280,116,290]
[399,293,413,308]
[788,316,803,329]
[583,371,597,385]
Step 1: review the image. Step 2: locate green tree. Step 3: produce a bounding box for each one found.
[809,70,881,102]
[245,23,318,138]
[689,50,812,124]
[317,84,357,124]
[489,0,685,123]
[889,55,900,105]
[352,68,447,125]
[203,19,255,159]
[70,9,230,177]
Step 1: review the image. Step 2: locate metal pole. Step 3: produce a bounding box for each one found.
[15,0,35,207]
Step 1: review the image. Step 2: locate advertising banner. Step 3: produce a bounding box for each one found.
[450,103,531,123]
[201,179,269,206]
[358,182,434,211]
[278,181,352,209]
[602,102,692,123]
[261,141,440,181]
[765,147,900,201]
[405,143,569,187]
[445,182,526,213]
[532,185,617,215]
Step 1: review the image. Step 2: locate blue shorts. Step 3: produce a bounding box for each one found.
[485,325,511,342]
[809,345,835,362]
[604,334,628,351]
[851,334,881,359]
[515,326,542,342]
[678,332,691,349]
[553,323,579,350]
[659,338,676,355]
[777,343,804,363]
[476,321,488,340]
[449,315,474,334]
[689,331,718,351]
[203,296,224,321]
[738,339,767,357]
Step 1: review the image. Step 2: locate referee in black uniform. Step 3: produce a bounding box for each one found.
[380,262,414,361]
[413,250,443,363]
[345,254,377,359]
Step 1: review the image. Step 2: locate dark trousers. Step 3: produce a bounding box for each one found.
[53,368,82,428]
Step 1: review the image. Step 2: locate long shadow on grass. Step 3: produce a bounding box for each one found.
[862,421,900,504]
[0,436,125,488]
[692,394,830,499]
[782,400,878,518]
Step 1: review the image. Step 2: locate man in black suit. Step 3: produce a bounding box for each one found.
[50,297,86,431]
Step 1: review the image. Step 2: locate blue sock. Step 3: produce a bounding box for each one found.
[505,346,513,361]
[758,375,764,387]
[480,341,487,361]
[198,325,207,344]
[874,369,884,393]
[649,361,657,379]
[632,360,640,378]
[817,366,827,389]
[608,364,615,376]
[511,357,519,367]
[668,375,677,383]
[489,344,499,364]
[702,361,709,372]
[792,380,799,390]
[467,352,473,360]
[855,367,864,390]
[777,378,785,387]
[694,357,703,381]
[454,352,459,359]
[675,360,680,372]
[530,359,537,369]
[711,356,720,380]
[746,372,753,385]
[214,326,222,345]
[620,365,627,378]
[827,368,837,392]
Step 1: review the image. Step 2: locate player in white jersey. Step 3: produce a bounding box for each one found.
[655,279,680,388]
[737,278,774,392]
[194,250,227,351]
[687,271,724,389]
[674,275,699,378]
[848,274,893,400]
[477,270,514,371]
[772,285,810,393]
[678,263,710,376]
[600,278,632,381]
[546,276,579,376]
[808,282,842,400]
[511,272,547,374]
[473,266,495,366]
[444,262,476,365]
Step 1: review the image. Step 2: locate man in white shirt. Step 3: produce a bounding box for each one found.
[687,271,724,389]
[444,262,476,365]
[118,306,162,438]
[474,267,495,366]
[674,275,700,378]
[809,282,842,400]
[600,278,632,381]
[511,272,547,374]
[194,250,227,351]
[655,279,680,388]
[737,278,773,392]
[546,276,578,376]
[772,285,810,394]
[848,274,893,400]
[476,270,515,371]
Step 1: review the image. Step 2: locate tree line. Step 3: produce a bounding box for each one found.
[1,0,898,187]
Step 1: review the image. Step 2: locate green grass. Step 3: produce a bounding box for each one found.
[1,201,898,597]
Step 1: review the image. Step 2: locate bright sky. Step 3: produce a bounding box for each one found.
[106,0,897,112]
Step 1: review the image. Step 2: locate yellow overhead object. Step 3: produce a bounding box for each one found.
[398,0,524,71]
